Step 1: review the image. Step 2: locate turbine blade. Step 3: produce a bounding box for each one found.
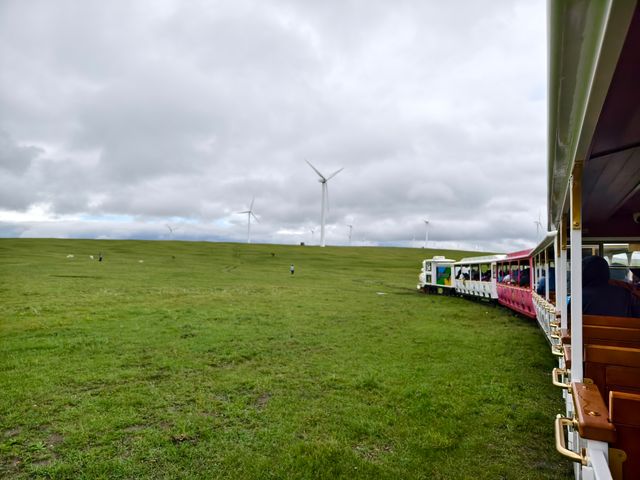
[306,160,326,180]
[251,212,260,223]
[249,196,255,211]
[238,210,250,214]
[326,167,344,181]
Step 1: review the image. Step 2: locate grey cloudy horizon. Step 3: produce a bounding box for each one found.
[0,0,547,252]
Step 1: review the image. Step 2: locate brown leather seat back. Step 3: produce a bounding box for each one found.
[609,391,640,480]
[584,315,640,329]
[584,345,640,398]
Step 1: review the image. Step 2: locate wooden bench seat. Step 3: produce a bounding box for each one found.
[560,325,640,348]
[584,314,640,329]
[609,391,640,479]
[584,345,640,398]
[558,315,640,349]
[567,384,639,479]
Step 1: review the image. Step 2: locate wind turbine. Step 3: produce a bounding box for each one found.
[347,224,353,246]
[306,160,343,247]
[423,219,430,249]
[166,224,174,240]
[310,228,315,245]
[238,197,259,244]
[534,212,543,241]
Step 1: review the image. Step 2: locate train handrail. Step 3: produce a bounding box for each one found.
[554,415,587,465]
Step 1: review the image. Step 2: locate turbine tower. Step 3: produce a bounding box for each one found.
[347,224,353,246]
[423,219,430,249]
[306,160,343,247]
[534,212,543,241]
[238,197,259,244]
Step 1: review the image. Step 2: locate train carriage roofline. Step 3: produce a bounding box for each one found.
[548,1,640,239]
[423,255,456,263]
[456,254,506,264]
[501,250,532,261]
[531,232,557,257]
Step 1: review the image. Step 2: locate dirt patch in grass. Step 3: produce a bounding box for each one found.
[31,457,53,467]
[170,433,197,445]
[124,424,147,433]
[46,432,64,448]
[4,427,21,437]
[353,444,394,463]
[1,456,23,474]
[255,392,271,409]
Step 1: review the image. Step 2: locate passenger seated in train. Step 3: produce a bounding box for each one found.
[519,269,530,288]
[582,256,640,318]
[535,268,556,295]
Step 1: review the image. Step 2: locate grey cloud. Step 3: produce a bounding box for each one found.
[0,131,43,174]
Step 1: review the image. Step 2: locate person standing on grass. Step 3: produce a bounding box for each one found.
[290,264,295,275]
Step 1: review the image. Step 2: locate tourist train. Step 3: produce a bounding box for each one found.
[418,2,640,478]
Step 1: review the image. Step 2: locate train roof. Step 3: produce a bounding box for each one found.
[548,3,640,239]
[502,249,533,261]
[424,256,455,263]
[457,254,506,264]
[530,233,556,257]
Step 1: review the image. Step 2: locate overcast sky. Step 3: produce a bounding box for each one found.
[0,0,546,252]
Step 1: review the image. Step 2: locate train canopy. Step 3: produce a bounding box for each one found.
[548,1,640,239]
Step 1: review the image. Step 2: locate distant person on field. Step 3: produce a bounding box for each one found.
[290,264,295,275]
[583,256,640,318]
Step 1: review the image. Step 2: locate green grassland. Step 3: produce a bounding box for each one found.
[0,239,571,479]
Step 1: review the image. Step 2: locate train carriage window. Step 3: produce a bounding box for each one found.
[498,263,509,282]
[470,264,480,281]
[519,264,531,287]
[511,263,519,283]
[480,264,491,282]
[602,244,640,284]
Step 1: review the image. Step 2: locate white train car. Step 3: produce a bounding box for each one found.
[453,254,506,299]
[416,256,456,293]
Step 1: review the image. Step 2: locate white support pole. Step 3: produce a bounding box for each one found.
[557,218,568,330]
[586,440,613,480]
[545,248,550,300]
[570,167,583,382]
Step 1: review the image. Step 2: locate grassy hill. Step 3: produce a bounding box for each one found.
[0,239,570,479]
